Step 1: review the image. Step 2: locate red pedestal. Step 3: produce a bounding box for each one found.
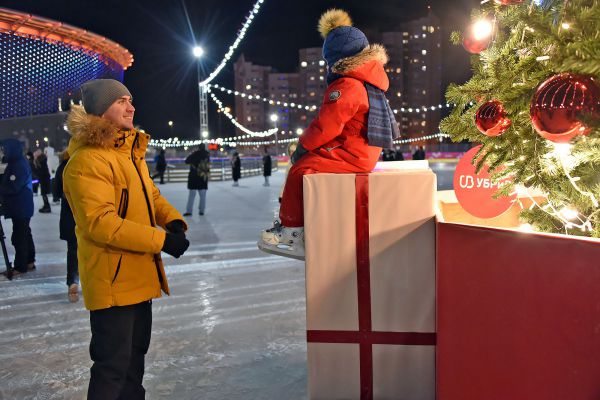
[437,222,600,400]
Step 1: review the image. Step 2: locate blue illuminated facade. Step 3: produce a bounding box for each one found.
[1,32,124,119]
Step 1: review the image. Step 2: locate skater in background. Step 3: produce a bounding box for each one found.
[231,152,241,187]
[184,144,210,216]
[54,150,79,302]
[26,151,39,196]
[33,149,52,213]
[0,139,36,277]
[412,145,426,160]
[258,9,399,259]
[262,147,272,187]
[151,149,167,184]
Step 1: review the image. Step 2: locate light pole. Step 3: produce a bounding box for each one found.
[270,113,278,155]
[193,46,208,140]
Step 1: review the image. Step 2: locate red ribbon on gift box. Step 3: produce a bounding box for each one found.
[306,174,436,400]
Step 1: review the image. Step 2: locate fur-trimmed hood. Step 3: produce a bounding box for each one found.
[332,44,389,90]
[66,104,119,151]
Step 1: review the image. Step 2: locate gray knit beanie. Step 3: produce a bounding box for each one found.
[80,79,132,116]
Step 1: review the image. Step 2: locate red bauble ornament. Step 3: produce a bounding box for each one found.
[462,31,491,54]
[494,0,524,5]
[530,73,600,143]
[475,100,512,137]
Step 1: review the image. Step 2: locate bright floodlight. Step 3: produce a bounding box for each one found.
[472,19,493,41]
[270,114,278,122]
[168,120,173,126]
[202,130,209,138]
[193,46,204,58]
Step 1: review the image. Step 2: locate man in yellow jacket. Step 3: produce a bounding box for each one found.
[63,79,190,399]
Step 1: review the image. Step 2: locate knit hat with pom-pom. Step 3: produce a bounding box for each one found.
[318,9,368,68]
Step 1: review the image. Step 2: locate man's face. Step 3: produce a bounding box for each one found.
[102,96,135,130]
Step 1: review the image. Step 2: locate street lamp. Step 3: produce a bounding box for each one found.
[193,46,208,140]
[270,113,278,154]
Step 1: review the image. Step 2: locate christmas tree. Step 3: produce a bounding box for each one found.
[441,0,600,237]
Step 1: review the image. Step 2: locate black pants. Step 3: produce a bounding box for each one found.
[10,218,35,273]
[88,301,152,400]
[66,239,78,286]
[151,171,165,184]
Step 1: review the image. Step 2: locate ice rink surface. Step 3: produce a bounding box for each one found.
[0,162,454,399]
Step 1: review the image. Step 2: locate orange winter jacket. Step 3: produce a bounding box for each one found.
[63,105,185,311]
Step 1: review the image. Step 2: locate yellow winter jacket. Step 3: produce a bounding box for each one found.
[63,105,185,311]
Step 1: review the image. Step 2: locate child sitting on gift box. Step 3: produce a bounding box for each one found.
[258,9,399,259]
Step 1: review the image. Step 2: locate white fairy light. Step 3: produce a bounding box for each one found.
[199,0,266,86]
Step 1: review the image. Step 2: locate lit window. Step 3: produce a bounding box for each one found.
[245,84,251,90]
[422,26,427,31]
[319,76,324,81]
[310,76,315,81]
[319,60,325,66]
[422,65,427,71]
[402,40,408,44]
[396,67,401,73]
[422,90,427,95]
[428,26,435,33]
[310,92,315,96]
[422,50,427,55]
[301,61,307,67]
[421,121,427,127]
[396,92,401,97]
[422,34,427,38]
[247,116,252,122]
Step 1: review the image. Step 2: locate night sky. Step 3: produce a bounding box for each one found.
[4,0,478,140]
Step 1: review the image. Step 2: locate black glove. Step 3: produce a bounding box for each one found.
[162,232,189,258]
[166,219,186,234]
[290,143,308,165]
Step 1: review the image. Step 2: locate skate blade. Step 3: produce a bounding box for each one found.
[257,241,305,261]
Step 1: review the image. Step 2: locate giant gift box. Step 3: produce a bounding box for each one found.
[436,221,600,399]
[303,169,437,400]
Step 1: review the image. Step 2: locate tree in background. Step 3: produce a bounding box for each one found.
[441,0,600,237]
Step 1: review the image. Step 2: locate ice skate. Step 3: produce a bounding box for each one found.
[257,221,305,260]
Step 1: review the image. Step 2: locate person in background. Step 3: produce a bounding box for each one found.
[184,143,210,216]
[0,139,36,277]
[262,147,272,187]
[231,152,241,187]
[382,148,396,161]
[395,146,404,161]
[151,149,167,184]
[412,145,426,160]
[63,78,189,398]
[54,150,79,302]
[26,151,39,196]
[33,149,52,213]
[45,145,60,203]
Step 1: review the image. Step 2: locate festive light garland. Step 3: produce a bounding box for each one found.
[393,133,449,144]
[208,83,458,114]
[208,88,277,137]
[199,0,265,86]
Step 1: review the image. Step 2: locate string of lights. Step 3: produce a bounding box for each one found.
[199,0,265,86]
[208,83,458,114]
[208,88,277,137]
[393,132,449,144]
